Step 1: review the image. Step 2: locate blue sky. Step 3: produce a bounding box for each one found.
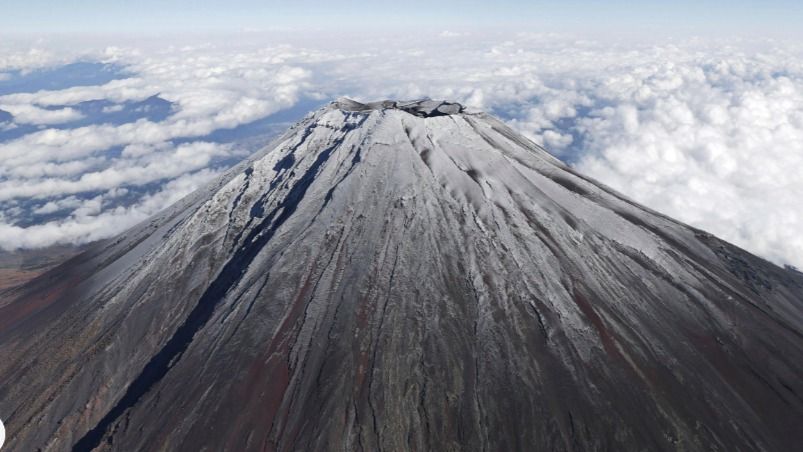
[2,0,802,35]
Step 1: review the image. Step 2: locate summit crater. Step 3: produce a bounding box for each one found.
[332,97,469,117]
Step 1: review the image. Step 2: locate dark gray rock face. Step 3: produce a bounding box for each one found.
[0,99,801,452]
[335,98,467,117]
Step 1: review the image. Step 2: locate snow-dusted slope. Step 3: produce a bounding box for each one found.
[1,99,802,451]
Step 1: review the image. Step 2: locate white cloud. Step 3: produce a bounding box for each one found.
[0,53,310,165]
[0,141,230,201]
[0,33,802,269]
[0,40,315,249]
[33,196,82,215]
[0,169,220,250]
[0,47,65,72]
[573,67,803,266]
[0,104,84,125]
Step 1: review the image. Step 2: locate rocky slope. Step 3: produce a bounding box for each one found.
[0,99,801,451]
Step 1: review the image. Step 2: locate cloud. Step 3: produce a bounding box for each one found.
[0,103,84,124]
[0,41,313,248]
[0,33,802,269]
[572,67,803,266]
[439,31,466,38]
[0,141,231,201]
[0,47,65,72]
[0,169,220,250]
[33,196,83,215]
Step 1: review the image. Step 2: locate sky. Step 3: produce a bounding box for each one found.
[0,3,802,269]
[2,1,803,36]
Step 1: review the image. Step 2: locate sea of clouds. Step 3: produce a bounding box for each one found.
[0,31,801,268]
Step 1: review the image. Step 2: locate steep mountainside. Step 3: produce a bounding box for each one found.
[1,99,802,452]
[0,245,85,292]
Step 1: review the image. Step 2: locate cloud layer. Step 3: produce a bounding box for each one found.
[1,32,802,268]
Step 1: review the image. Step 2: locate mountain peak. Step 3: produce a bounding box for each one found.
[332,97,469,117]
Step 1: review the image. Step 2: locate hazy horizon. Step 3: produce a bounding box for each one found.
[2,0,803,37]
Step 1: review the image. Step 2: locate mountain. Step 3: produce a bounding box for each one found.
[0,245,86,292]
[0,99,801,452]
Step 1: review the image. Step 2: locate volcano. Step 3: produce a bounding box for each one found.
[1,99,801,451]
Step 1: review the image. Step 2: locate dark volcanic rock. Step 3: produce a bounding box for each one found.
[0,99,802,452]
[335,98,466,117]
